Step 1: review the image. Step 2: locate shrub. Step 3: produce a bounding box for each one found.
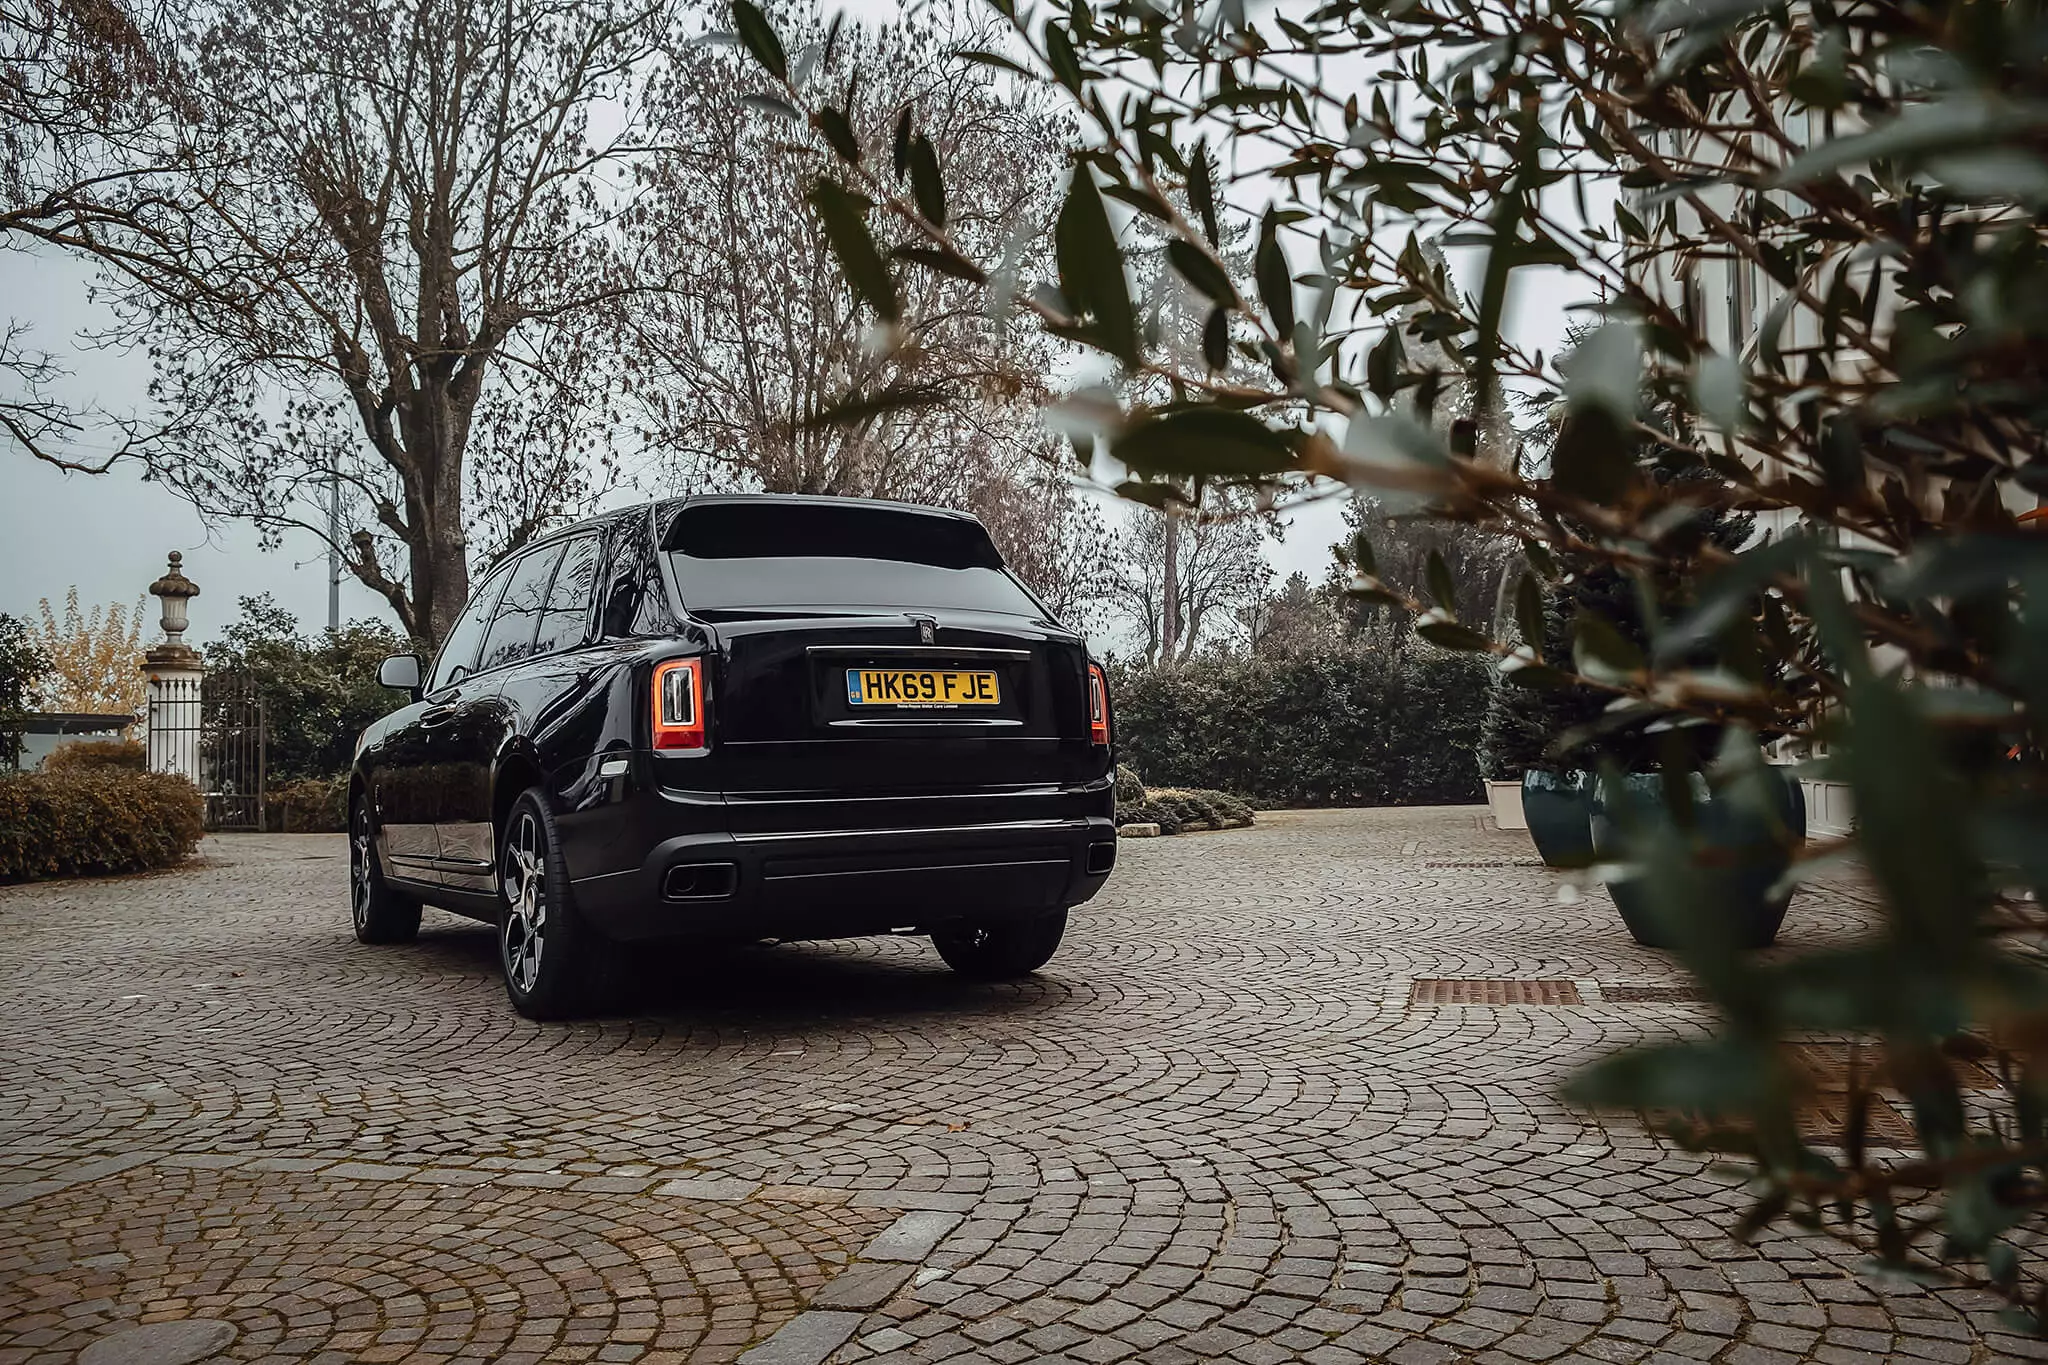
[268,775,348,832]
[207,595,408,783]
[751,0,2048,1315]
[1152,787,1254,829]
[1114,799,1180,835]
[1116,787,1254,834]
[1113,763,1146,804]
[0,613,48,771]
[42,739,146,773]
[1111,638,1488,808]
[0,769,205,882]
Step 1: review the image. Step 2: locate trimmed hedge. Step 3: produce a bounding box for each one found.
[1110,641,1489,808]
[42,739,146,773]
[0,768,205,882]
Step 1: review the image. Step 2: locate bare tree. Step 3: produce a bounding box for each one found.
[1241,570,1347,660]
[632,8,1066,505]
[1337,496,1519,636]
[1107,503,1269,665]
[961,450,1117,634]
[1,0,187,472]
[61,0,672,646]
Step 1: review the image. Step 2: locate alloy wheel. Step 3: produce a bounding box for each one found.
[350,806,374,931]
[501,811,547,994]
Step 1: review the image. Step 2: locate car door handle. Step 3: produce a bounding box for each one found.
[420,704,459,725]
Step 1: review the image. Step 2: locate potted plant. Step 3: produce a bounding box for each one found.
[1479,589,1606,865]
[1592,756,1805,950]
[1521,766,1597,867]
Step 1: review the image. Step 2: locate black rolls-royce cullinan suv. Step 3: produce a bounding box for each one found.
[349,494,1118,1018]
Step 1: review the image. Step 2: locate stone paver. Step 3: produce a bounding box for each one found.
[0,809,2018,1362]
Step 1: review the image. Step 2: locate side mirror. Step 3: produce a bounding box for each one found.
[378,653,423,695]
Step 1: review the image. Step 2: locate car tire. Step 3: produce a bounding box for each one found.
[350,796,421,945]
[497,788,602,1020]
[932,910,1068,980]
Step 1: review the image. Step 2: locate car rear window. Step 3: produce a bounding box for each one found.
[663,501,1042,615]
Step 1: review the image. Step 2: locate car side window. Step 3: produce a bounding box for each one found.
[425,566,512,694]
[475,543,566,674]
[598,518,649,638]
[532,534,601,657]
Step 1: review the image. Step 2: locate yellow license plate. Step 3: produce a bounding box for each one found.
[846,669,1000,707]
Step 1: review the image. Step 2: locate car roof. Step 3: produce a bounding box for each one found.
[508,493,986,565]
[656,492,980,524]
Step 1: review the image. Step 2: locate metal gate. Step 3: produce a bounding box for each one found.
[195,673,268,831]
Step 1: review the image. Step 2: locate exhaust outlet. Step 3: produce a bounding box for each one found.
[663,862,738,901]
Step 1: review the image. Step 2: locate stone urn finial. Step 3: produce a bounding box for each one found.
[149,551,201,645]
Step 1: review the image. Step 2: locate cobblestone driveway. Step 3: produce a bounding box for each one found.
[0,808,2027,1364]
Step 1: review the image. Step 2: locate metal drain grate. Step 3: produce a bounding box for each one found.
[1656,1096,1920,1149]
[1788,1042,2005,1091]
[1410,978,1583,1006]
[1602,985,1711,1003]
[1423,859,1548,869]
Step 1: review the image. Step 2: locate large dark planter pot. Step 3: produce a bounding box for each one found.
[1591,769,1805,950]
[1521,769,1596,869]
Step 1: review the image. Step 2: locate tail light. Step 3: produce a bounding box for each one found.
[652,657,706,752]
[1088,663,1111,746]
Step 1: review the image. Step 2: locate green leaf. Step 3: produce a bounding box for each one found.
[1255,207,1295,338]
[740,93,801,122]
[1188,140,1220,245]
[1804,568,1978,961]
[1693,352,1744,431]
[1418,620,1490,651]
[1055,164,1137,365]
[1473,102,1539,405]
[1043,20,1083,92]
[1514,572,1545,657]
[1341,412,1449,477]
[1167,240,1237,308]
[1425,550,1457,613]
[1101,182,1174,221]
[1653,532,1808,665]
[1365,327,1403,400]
[1758,290,1796,374]
[1201,307,1229,371]
[1350,531,1378,577]
[890,245,987,285]
[818,107,861,165]
[1565,1038,1781,1114]
[1561,321,1642,423]
[1774,96,2048,186]
[1573,611,1645,682]
[1112,408,1301,478]
[804,381,950,428]
[1548,405,1634,505]
[956,47,1034,78]
[908,133,946,227]
[807,179,899,322]
[730,0,786,80]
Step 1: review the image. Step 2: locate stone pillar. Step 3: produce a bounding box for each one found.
[143,553,204,784]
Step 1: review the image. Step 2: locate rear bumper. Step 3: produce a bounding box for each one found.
[569,796,1117,943]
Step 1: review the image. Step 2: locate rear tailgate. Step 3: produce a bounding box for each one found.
[660,500,1109,833]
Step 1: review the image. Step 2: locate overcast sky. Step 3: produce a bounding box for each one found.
[0,241,1357,649]
[0,0,1593,651]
